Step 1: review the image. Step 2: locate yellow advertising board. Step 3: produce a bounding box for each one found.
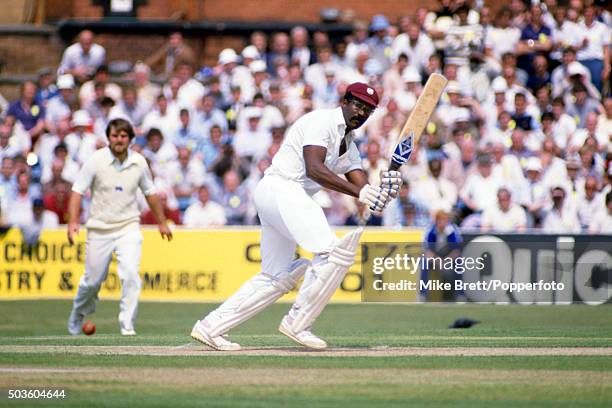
[0,227,423,302]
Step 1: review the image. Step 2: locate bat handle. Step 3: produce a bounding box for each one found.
[388,161,401,171]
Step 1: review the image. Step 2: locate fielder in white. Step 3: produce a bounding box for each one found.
[67,118,173,336]
[191,83,404,350]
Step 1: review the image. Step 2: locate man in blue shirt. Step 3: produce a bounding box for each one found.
[6,81,46,144]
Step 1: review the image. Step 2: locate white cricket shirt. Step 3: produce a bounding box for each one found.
[266,107,362,195]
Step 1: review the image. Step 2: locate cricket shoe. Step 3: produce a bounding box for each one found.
[278,316,327,350]
[67,311,84,335]
[121,329,137,336]
[190,320,241,351]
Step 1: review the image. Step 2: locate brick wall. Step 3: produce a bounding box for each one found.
[0,34,62,75]
[69,0,434,22]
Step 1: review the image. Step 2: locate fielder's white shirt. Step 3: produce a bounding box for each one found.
[266,107,362,195]
[72,147,156,231]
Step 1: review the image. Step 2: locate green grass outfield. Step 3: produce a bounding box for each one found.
[0,300,611,407]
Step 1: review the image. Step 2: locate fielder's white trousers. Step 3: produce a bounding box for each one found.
[203,175,337,328]
[71,226,143,332]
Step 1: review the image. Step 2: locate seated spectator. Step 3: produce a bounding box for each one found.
[79,65,122,108]
[172,62,206,109]
[413,153,458,213]
[0,157,17,215]
[43,174,71,224]
[6,171,39,226]
[511,92,539,131]
[526,54,551,94]
[517,157,548,228]
[361,140,386,187]
[112,86,148,129]
[142,95,180,139]
[41,158,71,196]
[570,112,608,152]
[192,93,228,137]
[232,107,272,163]
[64,110,100,166]
[141,192,181,226]
[459,154,502,225]
[34,67,59,109]
[40,143,79,184]
[199,124,225,170]
[46,75,76,132]
[421,204,464,301]
[16,198,59,246]
[183,185,227,227]
[550,97,576,149]
[577,176,604,230]
[165,146,205,212]
[6,80,46,144]
[516,4,552,76]
[383,180,430,227]
[220,170,250,225]
[588,191,612,234]
[481,187,527,232]
[131,62,160,110]
[141,128,178,176]
[0,121,22,161]
[542,186,581,233]
[565,83,603,129]
[57,30,106,82]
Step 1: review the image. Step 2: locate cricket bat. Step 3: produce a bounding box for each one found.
[388,73,448,171]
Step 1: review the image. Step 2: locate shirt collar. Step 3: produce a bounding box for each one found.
[333,107,350,138]
[106,146,138,167]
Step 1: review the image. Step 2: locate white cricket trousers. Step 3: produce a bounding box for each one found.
[71,227,143,331]
[204,175,338,328]
[255,175,337,277]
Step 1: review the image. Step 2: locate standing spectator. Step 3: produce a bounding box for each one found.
[516,4,552,76]
[183,185,227,227]
[542,186,581,233]
[58,30,106,82]
[145,32,195,79]
[445,4,484,67]
[6,81,46,144]
[577,5,611,93]
[66,118,172,336]
[481,187,527,232]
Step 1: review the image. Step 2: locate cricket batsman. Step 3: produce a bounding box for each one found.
[191,83,411,350]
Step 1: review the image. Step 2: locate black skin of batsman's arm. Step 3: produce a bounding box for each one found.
[303,145,369,198]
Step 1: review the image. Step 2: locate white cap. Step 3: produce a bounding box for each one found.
[446,81,461,94]
[241,45,260,60]
[244,106,263,119]
[249,60,267,73]
[454,108,470,122]
[491,77,508,93]
[218,48,239,65]
[402,66,421,83]
[524,157,542,172]
[57,74,75,89]
[133,62,151,75]
[71,110,91,127]
[567,61,588,77]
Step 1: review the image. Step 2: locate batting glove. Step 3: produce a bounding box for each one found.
[380,170,403,199]
[359,184,390,214]
[391,131,414,168]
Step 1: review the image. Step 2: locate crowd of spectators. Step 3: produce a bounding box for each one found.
[0,0,610,235]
